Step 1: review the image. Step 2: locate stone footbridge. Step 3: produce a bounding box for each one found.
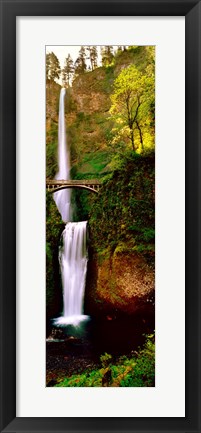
[46,179,101,194]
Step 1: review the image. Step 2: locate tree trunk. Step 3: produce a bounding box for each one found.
[130,128,135,151]
[136,121,144,150]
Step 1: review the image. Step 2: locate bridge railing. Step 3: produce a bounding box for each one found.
[46,179,101,186]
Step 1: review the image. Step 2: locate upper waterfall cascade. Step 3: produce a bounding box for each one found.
[54,88,72,223]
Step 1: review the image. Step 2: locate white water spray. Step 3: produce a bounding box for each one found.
[53,89,89,326]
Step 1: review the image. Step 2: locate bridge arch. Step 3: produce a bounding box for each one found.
[46,179,101,194]
[49,185,98,194]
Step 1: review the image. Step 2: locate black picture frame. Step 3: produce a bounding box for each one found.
[0,0,200,432]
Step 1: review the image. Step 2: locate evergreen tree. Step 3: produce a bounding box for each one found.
[46,52,61,82]
[74,46,87,74]
[62,54,74,87]
[101,46,114,66]
[86,46,98,70]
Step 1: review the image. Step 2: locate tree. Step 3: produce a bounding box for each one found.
[86,46,98,70]
[101,46,114,66]
[74,46,87,74]
[46,53,51,81]
[62,54,74,87]
[46,52,61,82]
[110,64,154,152]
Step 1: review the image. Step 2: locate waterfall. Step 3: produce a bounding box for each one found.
[54,87,71,223]
[53,88,89,326]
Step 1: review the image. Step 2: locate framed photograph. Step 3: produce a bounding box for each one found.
[0,1,200,432]
[46,43,156,391]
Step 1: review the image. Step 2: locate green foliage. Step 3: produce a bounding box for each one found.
[71,189,92,222]
[70,150,114,221]
[89,152,155,264]
[55,334,155,387]
[119,334,155,387]
[46,138,58,178]
[46,193,64,318]
[68,110,112,169]
[78,152,111,175]
[100,353,112,368]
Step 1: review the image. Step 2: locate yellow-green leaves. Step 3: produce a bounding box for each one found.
[109,63,155,152]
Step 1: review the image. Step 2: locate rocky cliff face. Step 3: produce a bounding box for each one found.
[85,249,154,317]
[71,68,111,113]
[72,68,110,114]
